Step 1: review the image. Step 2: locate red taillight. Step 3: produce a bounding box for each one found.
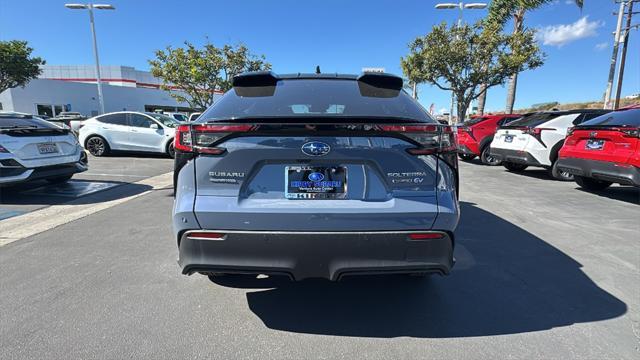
[185,232,226,240]
[174,124,254,154]
[379,124,456,155]
[619,127,640,138]
[408,232,445,240]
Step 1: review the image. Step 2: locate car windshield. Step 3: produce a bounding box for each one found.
[147,113,180,127]
[579,108,640,127]
[198,78,435,123]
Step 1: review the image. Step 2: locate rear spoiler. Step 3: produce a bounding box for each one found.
[231,71,404,98]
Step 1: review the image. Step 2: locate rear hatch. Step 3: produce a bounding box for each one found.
[564,109,640,164]
[0,116,78,162]
[176,73,458,231]
[494,112,568,151]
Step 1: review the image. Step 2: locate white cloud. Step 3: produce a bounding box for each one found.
[595,42,608,51]
[537,17,603,47]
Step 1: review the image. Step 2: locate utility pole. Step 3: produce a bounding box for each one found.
[614,0,636,109]
[603,0,627,109]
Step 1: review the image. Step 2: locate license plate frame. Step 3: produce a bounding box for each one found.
[585,139,605,150]
[37,143,59,154]
[285,165,347,199]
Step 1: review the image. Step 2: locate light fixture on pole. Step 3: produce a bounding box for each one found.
[435,1,487,123]
[65,3,115,115]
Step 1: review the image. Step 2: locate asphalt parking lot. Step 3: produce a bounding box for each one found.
[0,157,638,359]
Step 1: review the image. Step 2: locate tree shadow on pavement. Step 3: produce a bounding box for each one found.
[235,201,627,338]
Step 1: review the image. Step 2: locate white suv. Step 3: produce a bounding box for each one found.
[0,113,87,186]
[79,112,178,157]
[489,110,609,180]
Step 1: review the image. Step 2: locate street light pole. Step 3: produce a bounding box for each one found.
[435,2,487,124]
[603,0,627,109]
[65,3,115,115]
[614,0,635,109]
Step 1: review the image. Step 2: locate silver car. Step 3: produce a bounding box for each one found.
[172,72,459,281]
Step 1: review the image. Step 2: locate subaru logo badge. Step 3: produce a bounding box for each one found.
[301,141,330,156]
[308,172,325,181]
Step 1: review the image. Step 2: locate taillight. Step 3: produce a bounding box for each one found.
[174,124,254,154]
[567,127,574,136]
[619,128,640,138]
[379,125,456,155]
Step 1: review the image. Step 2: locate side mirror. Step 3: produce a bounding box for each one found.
[149,123,159,130]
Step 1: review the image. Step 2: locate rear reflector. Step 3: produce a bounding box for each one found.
[185,232,226,240]
[408,232,445,240]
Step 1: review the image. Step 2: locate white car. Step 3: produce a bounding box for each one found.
[0,113,87,186]
[78,111,178,158]
[163,112,189,122]
[489,110,609,180]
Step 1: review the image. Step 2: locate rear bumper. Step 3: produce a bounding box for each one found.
[557,157,640,186]
[178,230,455,281]
[489,147,542,166]
[0,157,88,186]
[457,143,479,156]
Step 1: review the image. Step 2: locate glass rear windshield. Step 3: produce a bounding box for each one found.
[198,79,435,123]
[579,109,640,127]
[147,113,180,128]
[0,116,57,130]
[464,117,488,126]
[503,112,564,128]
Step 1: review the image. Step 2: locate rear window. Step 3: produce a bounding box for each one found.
[0,116,57,129]
[579,109,640,127]
[463,117,488,126]
[503,113,564,128]
[199,79,435,123]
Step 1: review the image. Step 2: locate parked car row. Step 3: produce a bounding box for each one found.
[457,107,640,193]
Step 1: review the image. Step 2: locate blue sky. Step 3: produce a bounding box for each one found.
[1,0,638,113]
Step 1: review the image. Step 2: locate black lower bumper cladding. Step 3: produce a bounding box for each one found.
[557,157,640,186]
[179,230,455,281]
[489,148,542,166]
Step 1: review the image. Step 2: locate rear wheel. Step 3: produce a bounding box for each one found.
[86,136,109,157]
[458,154,476,161]
[480,146,501,166]
[166,141,175,158]
[575,176,612,191]
[503,162,528,172]
[550,160,574,181]
[46,174,73,184]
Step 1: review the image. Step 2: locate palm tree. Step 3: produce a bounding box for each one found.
[477,0,583,114]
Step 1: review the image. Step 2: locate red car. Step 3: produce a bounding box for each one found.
[457,114,521,165]
[557,107,640,191]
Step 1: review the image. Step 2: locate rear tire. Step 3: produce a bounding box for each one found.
[166,141,175,158]
[575,176,612,191]
[46,174,73,184]
[85,136,109,157]
[503,162,528,172]
[458,154,476,161]
[480,146,501,166]
[550,160,574,181]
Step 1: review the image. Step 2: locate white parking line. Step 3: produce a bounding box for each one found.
[0,172,173,247]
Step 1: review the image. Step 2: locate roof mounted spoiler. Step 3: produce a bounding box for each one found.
[232,71,279,87]
[356,73,403,98]
[232,71,279,97]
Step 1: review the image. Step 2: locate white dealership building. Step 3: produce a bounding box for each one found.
[0,65,222,117]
